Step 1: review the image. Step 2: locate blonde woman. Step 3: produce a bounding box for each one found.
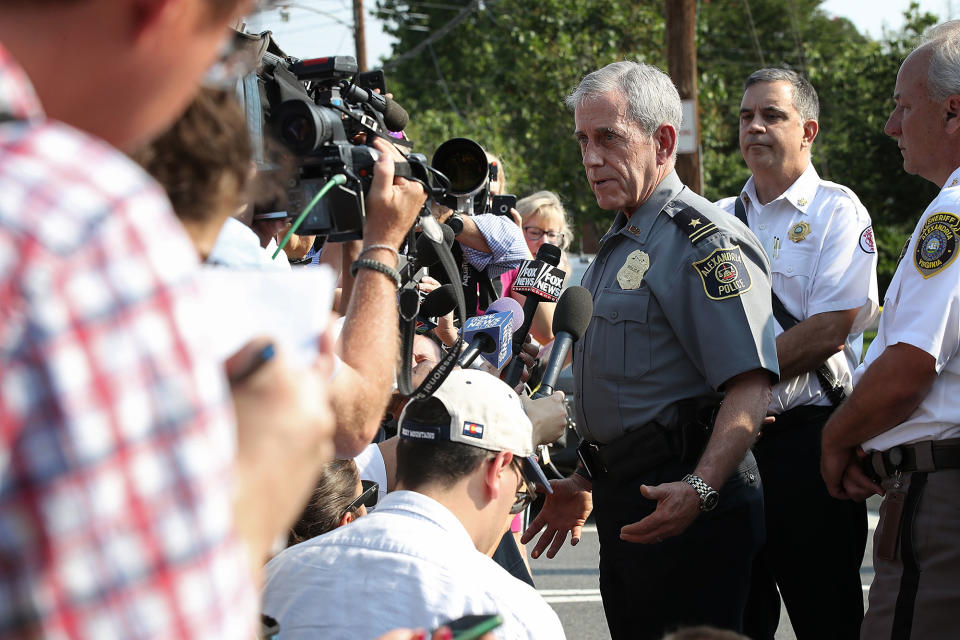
[500,191,573,344]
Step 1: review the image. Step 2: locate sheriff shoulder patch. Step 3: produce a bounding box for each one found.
[914,212,960,278]
[692,246,753,300]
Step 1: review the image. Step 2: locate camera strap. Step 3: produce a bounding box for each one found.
[733,197,846,406]
[396,219,466,400]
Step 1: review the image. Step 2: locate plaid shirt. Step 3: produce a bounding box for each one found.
[462,214,528,278]
[0,45,255,638]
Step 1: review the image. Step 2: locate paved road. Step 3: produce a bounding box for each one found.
[526,496,881,639]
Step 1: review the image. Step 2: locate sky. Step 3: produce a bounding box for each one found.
[246,0,958,71]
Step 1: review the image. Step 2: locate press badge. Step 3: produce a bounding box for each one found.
[692,246,753,300]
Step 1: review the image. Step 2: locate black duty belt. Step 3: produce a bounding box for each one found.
[862,438,960,482]
[576,402,719,481]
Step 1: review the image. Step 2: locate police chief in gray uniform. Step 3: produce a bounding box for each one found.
[522,61,779,639]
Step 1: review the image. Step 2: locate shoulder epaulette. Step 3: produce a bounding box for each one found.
[671,206,721,245]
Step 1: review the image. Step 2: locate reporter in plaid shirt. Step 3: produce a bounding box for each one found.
[0,1,388,637]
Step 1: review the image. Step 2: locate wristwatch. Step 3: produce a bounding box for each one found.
[682,474,719,511]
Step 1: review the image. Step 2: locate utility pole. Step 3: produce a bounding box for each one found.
[353,0,367,71]
[665,0,702,194]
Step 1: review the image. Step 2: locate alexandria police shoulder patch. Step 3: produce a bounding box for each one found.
[692,246,753,300]
[914,212,960,279]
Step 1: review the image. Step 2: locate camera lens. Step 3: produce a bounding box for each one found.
[432,138,488,196]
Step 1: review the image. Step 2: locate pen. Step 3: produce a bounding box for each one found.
[228,342,276,386]
[773,236,780,260]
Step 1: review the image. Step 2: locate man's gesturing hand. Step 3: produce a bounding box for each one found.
[619,481,700,544]
[521,474,593,559]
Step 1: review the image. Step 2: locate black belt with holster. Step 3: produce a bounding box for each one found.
[576,400,720,481]
[861,437,960,483]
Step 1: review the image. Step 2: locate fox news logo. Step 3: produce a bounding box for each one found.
[513,260,563,301]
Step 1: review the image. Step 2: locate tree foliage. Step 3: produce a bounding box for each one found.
[376,0,941,291]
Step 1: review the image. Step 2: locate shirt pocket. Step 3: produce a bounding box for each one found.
[770,238,816,279]
[588,288,651,381]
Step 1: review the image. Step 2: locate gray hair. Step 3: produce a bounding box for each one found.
[744,68,819,122]
[916,20,960,102]
[565,61,683,143]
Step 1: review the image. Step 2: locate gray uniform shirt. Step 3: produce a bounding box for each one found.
[573,171,779,444]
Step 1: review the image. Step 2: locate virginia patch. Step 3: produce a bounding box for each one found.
[692,246,753,300]
[859,226,876,254]
[462,421,484,439]
[914,212,960,279]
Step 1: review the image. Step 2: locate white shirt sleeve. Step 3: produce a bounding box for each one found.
[806,194,879,331]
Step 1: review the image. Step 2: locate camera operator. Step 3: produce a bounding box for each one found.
[431,150,529,315]
[0,2,339,638]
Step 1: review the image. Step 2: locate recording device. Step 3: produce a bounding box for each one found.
[432,137,498,215]
[241,35,443,242]
[531,286,593,399]
[502,243,565,387]
[491,194,517,217]
[458,296,524,369]
[355,69,386,97]
[435,614,503,640]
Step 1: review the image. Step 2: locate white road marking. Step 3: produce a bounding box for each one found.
[539,588,603,604]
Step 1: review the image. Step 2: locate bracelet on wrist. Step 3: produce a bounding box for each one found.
[358,244,400,266]
[350,258,401,289]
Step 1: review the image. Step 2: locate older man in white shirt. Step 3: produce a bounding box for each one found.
[262,369,565,640]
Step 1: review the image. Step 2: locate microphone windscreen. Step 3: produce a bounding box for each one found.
[486,296,524,324]
[383,97,410,132]
[536,242,562,267]
[552,286,594,340]
[420,284,458,317]
[441,223,456,247]
[415,231,442,267]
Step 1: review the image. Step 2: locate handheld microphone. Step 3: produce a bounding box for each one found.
[531,286,593,399]
[458,296,524,369]
[417,283,458,333]
[502,244,565,387]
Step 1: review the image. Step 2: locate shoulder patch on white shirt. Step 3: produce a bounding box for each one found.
[914,212,960,278]
[859,226,876,254]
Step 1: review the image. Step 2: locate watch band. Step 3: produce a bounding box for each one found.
[682,473,719,511]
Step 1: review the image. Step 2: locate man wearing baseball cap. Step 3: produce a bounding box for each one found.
[262,369,565,639]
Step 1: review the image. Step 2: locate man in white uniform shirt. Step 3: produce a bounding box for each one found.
[821,21,960,640]
[262,369,565,640]
[716,68,879,639]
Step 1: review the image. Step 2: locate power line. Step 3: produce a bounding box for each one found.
[740,0,766,66]
[381,0,497,70]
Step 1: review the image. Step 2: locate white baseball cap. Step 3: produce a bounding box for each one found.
[398,369,552,492]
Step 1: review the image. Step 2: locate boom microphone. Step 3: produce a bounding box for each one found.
[458,296,524,369]
[340,82,410,131]
[531,286,593,399]
[502,243,566,387]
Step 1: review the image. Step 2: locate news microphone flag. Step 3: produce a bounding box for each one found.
[459,310,514,369]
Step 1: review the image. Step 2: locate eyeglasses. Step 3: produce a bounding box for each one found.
[509,459,538,515]
[522,226,565,245]
[342,480,379,517]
